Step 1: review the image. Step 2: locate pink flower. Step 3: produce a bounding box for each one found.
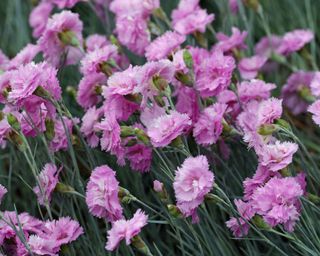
[110,0,159,18]
[33,163,61,206]
[215,27,247,53]
[145,31,186,61]
[229,0,239,14]
[85,34,110,52]
[252,176,303,231]
[153,180,163,192]
[171,0,214,35]
[126,144,152,173]
[80,106,103,147]
[281,71,315,115]
[173,155,214,222]
[196,49,235,98]
[0,49,9,71]
[106,209,148,251]
[50,0,82,8]
[8,62,61,106]
[77,73,106,109]
[238,55,268,80]
[278,29,314,56]
[147,111,191,147]
[254,35,283,57]
[39,11,83,67]
[310,72,320,97]
[175,86,200,123]
[114,16,150,56]
[0,184,7,204]
[193,103,227,145]
[80,45,118,76]
[0,116,13,147]
[256,97,283,125]
[237,79,276,104]
[86,165,123,221]
[29,2,53,38]
[258,141,298,172]
[308,99,320,125]
[49,117,74,152]
[8,44,40,70]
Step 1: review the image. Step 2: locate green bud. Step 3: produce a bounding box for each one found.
[120,126,136,137]
[152,76,168,91]
[183,50,193,69]
[169,136,183,148]
[66,86,77,99]
[55,182,76,193]
[8,131,26,151]
[307,193,320,204]
[193,31,208,49]
[174,72,194,86]
[298,86,316,103]
[252,215,271,230]
[167,204,183,218]
[99,62,113,76]
[134,128,150,145]
[124,93,142,104]
[58,30,80,47]
[275,119,291,130]
[94,85,103,95]
[125,138,138,147]
[34,86,51,99]
[118,187,130,200]
[7,113,20,131]
[131,235,153,256]
[280,167,291,177]
[45,119,55,141]
[258,124,278,136]
[154,95,166,107]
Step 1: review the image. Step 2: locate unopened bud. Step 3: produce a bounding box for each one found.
[58,30,80,47]
[258,124,278,136]
[55,182,76,193]
[131,235,153,256]
[99,62,113,76]
[275,119,291,130]
[174,72,194,86]
[45,119,55,141]
[252,215,271,230]
[152,76,168,91]
[134,128,150,145]
[7,113,20,131]
[167,204,183,218]
[8,131,26,151]
[120,126,136,137]
[183,50,193,69]
[169,136,183,148]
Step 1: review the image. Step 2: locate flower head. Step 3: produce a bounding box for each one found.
[308,99,320,126]
[238,55,268,80]
[215,27,247,53]
[29,2,53,38]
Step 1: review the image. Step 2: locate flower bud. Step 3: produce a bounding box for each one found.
[258,124,278,136]
[252,215,271,230]
[55,182,76,193]
[45,119,55,141]
[174,72,194,86]
[131,235,153,256]
[7,113,20,131]
[134,128,150,145]
[58,30,80,47]
[152,76,168,91]
[120,126,136,137]
[167,204,183,218]
[307,193,320,204]
[99,62,113,77]
[183,50,193,69]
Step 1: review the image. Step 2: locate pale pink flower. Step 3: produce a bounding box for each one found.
[39,11,83,67]
[174,155,214,222]
[8,44,40,70]
[254,35,283,57]
[147,111,191,147]
[258,141,298,172]
[85,34,110,52]
[106,209,148,251]
[114,16,150,56]
[215,27,247,53]
[145,31,186,61]
[238,55,268,80]
[77,73,106,109]
[86,165,123,221]
[252,176,303,231]
[50,0,83,8]
[0,184,7,204]
[175,86,200,123]
[308,99,320,125]
[80,106,103,147]
[153,180,163,192]
[80,45,118,75]
[126,144,152,173]
[171,0,214,35]
[110,0,159,18]
[310,72,320,97]
[278,29,314,56]
[29,2,53,38]
[193,103,227,145]
[256,97,283,125]
[281,71,315,115]
[196,49,235,98]
[49,117,74,152]
[237,79,276,104]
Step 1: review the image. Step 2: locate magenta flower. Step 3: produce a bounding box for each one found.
[86,165,123,221]
[171,0,214,35]
[215,27,247,53]
[86,34,110,52]
[77,73,106,109]
[125,144,152,173]
[80,45,118,76]
[80,106,103,147]
[145,31,186,61]
[278,29,314,56]
[238,55,268,80]
[33,163,61,206]
[114,16,150,56]
[147,111,191,147]
[252,176,304,231]
[196,49,235,98]
[29,2,53,38]
[106,209,148,251]
[281,71,315,115]
[39,11,83,67]
[193,103,227,145]
[49,117,74,152]
[254,35,283,57]
[0,184,7,204]
[8,44,40,70]
[308,99,320,125]
[175,86,200,123]
[237,79,276,104]
[173,155,214,222]
[8,62,61,106]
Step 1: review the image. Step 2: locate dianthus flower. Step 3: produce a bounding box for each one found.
[145,31,186,61]
[254,35,283,57]
[106,209,148,251]
[33,163,61,206]
[8,44,40,70]
[146,110,191,147]
[252,176,304,231]
[173,155,214,222]
[39,11,83,67]
[125,144,152,173]
[80,106,103,147]
[215,27,247,53]
[110,0,159,18]
[175,86,200,123]
[50,0,82,8]
[49,117,74,152]
[29,1,53,38]
[85,34,110,52]
[171,0,214,35]
[86,165,123,221]
[238,55,268,80]
[193,103,227,145]
[308,99,320,125]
